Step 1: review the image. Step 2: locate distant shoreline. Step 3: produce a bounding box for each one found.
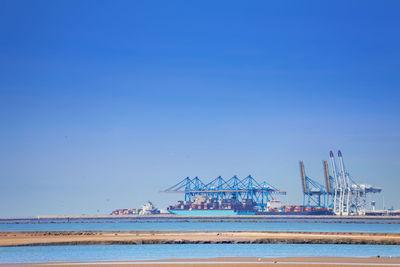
[2,214,400,222]
[1,231,400,247]
[2,257,400,266]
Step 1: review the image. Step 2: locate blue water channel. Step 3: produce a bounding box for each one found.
[1,221,400,233]
[1,244,399,263]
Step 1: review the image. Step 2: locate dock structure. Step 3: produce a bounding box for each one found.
[299,161,329,208]
[300,150,382,215]
[329,150,382,216]
[161,175,286,211]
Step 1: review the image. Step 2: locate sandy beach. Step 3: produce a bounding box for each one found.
[3,257,400,266]
[1,230,400,247]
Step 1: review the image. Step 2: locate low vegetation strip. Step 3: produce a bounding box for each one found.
[1,231,400,247]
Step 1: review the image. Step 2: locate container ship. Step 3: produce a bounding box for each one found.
[167,197,333,216]
[111,201,160,215]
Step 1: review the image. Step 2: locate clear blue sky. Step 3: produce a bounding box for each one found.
[1,1,399,216]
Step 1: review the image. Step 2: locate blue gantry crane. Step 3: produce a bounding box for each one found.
[162,175,286,211]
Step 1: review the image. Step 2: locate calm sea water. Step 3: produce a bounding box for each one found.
[2,218,399,264]
[1,221,400,233]
[1,244,399,263]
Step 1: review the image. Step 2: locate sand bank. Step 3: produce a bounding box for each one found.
[1,231,400,247]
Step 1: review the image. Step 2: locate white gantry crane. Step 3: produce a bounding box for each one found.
[328,150,382,215]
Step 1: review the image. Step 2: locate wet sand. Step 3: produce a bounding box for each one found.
[1,231,400,246]
[4,257,400,266]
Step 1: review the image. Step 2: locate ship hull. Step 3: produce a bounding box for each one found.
[257,210,334,216]
[168,209,256,216]
[168,209,334,216]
